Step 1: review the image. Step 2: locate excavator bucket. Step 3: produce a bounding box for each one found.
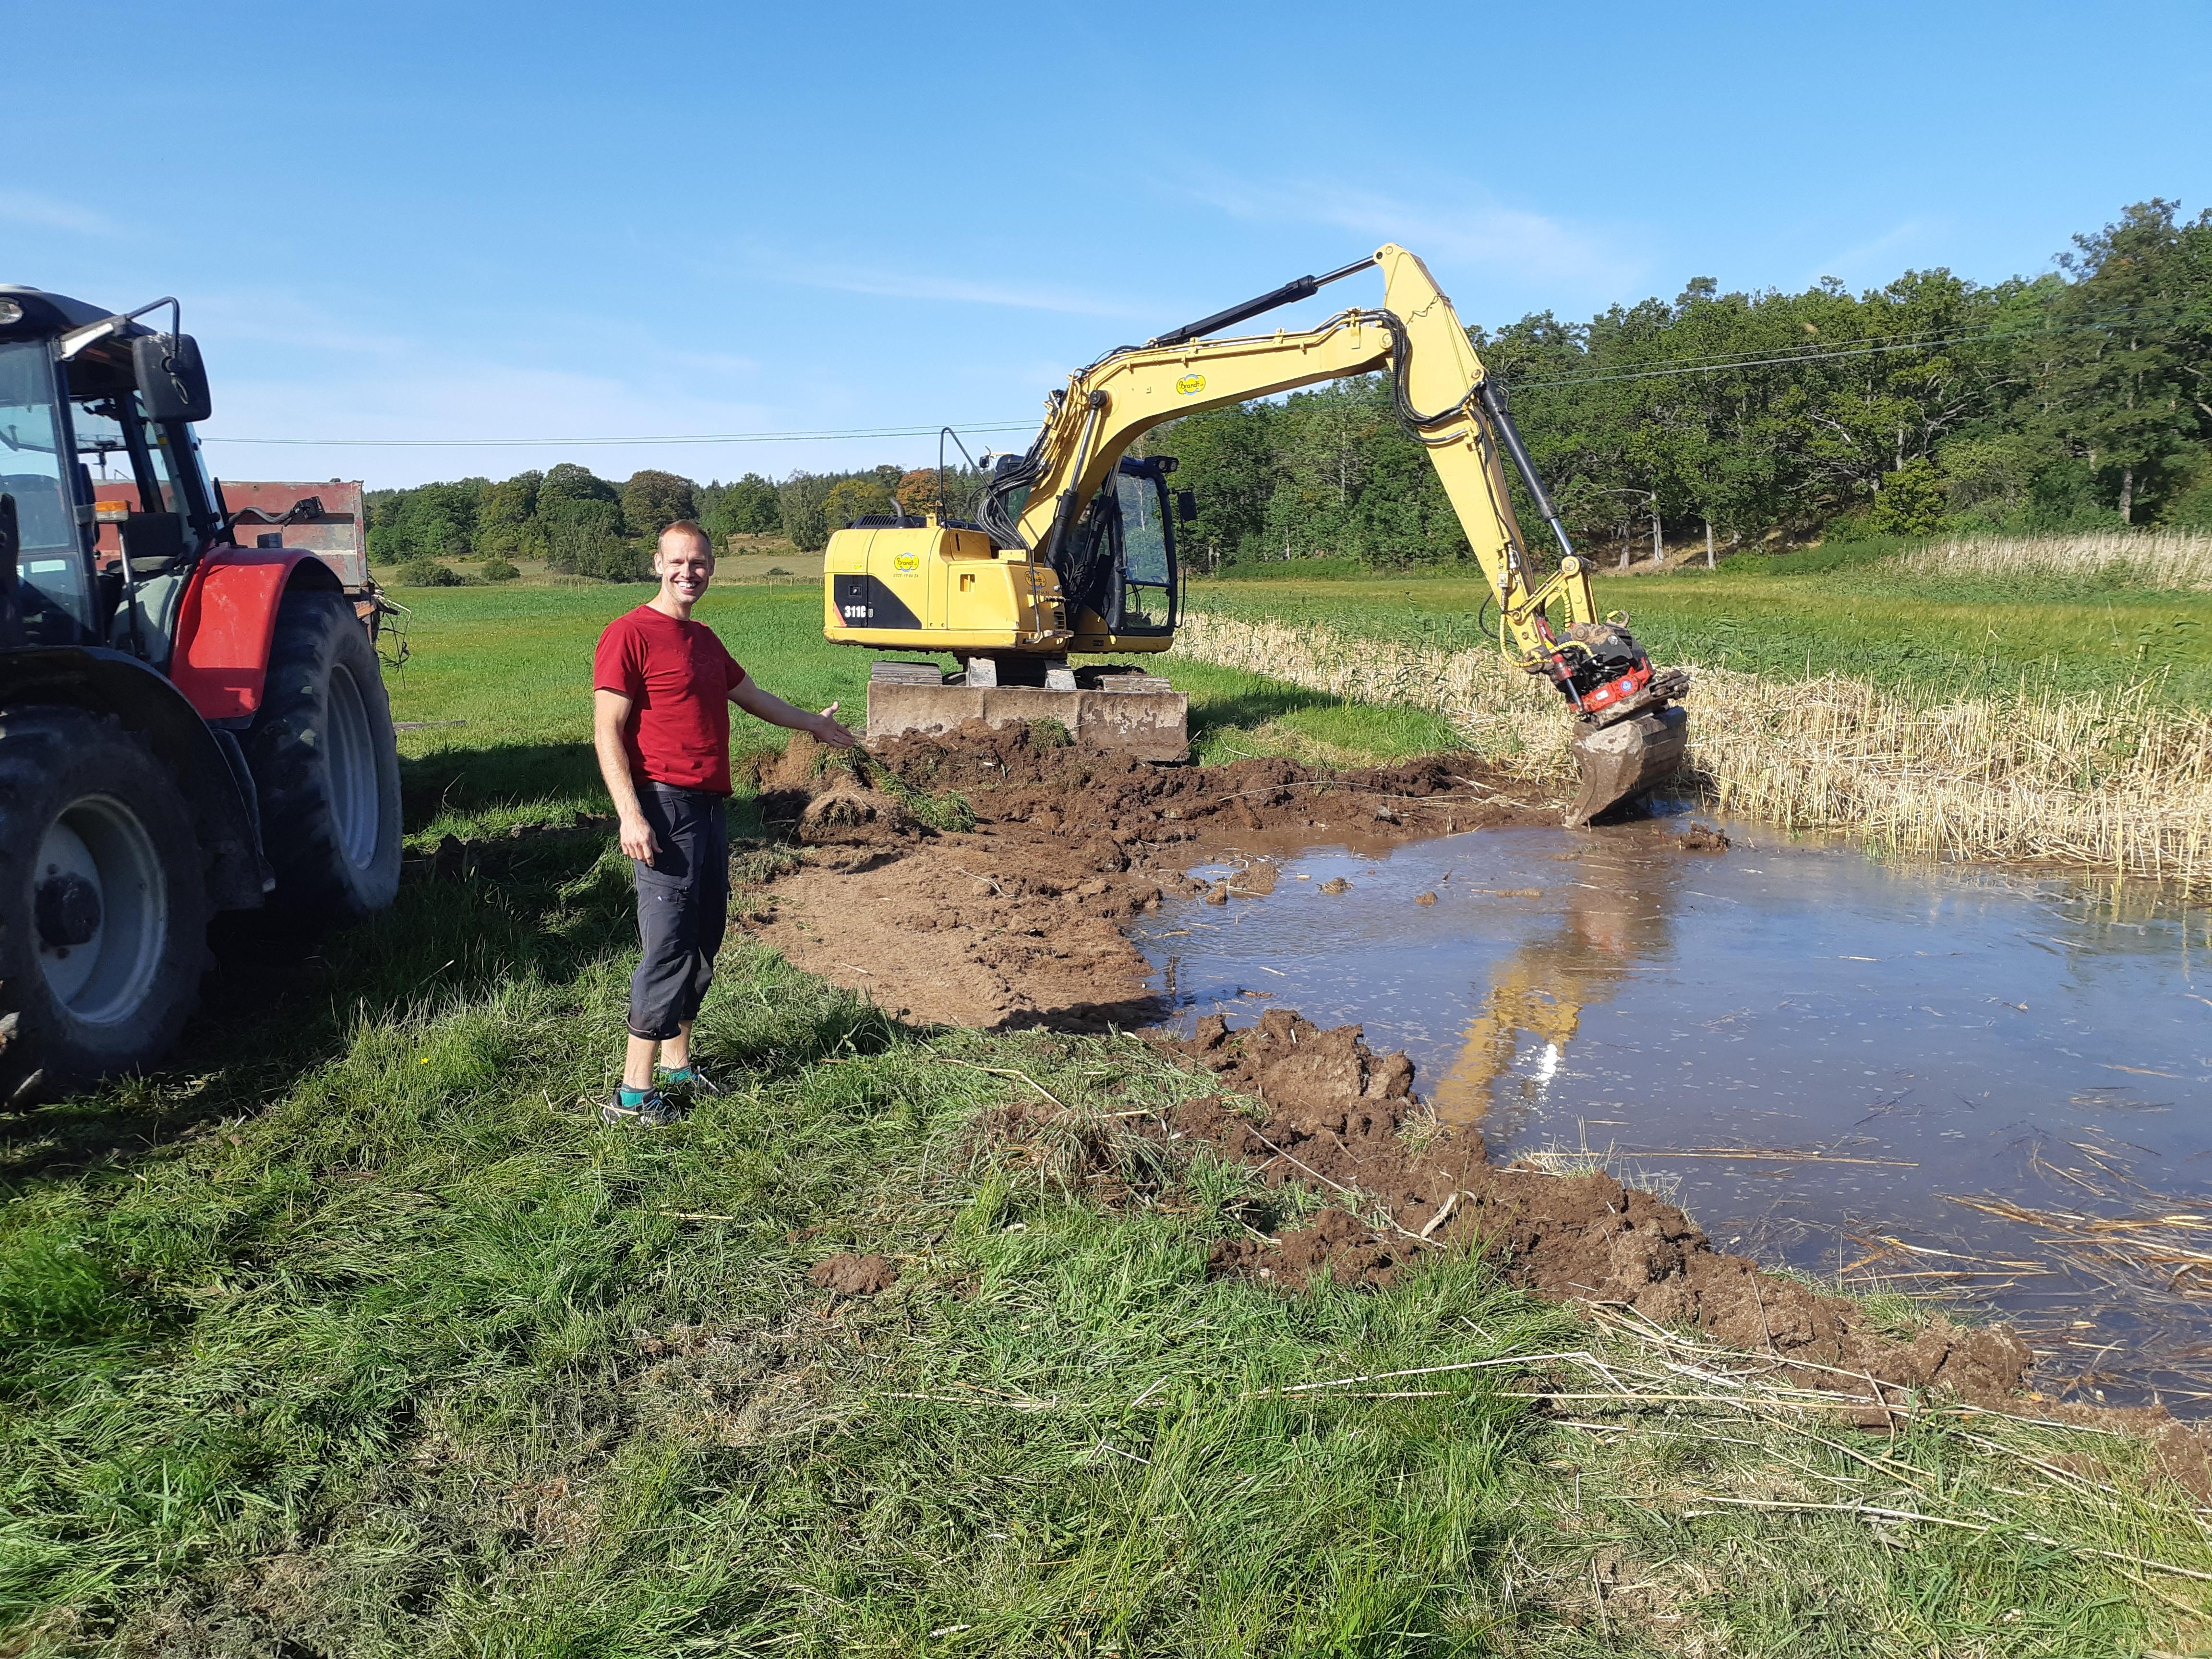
[866,663,1190,761]
[1564,703,1689,827]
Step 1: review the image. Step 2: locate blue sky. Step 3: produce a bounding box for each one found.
[9,0,2209,490]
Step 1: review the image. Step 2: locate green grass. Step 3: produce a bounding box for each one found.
[1188,543,2212,709]
[2,574,2206,1653]
[5,846,2202,1655]
[382,585,1459,847]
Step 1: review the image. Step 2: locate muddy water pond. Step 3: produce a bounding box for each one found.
[1132,814,2212,1408]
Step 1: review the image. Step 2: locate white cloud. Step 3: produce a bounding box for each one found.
[0,191,118,237]
[1806,219,1938,289]
[189,290,417,358]
[769,259,1154,319]
[1166,170,1644,307]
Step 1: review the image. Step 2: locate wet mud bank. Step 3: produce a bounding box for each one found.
[1159,1009,2029,1407]
[742,723,1553,1031]
[742,723,2055,1408]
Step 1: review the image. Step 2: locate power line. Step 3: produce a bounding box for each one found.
[1510,329,2020,390]
[199,420,1039,449]
[196,303,2186,447]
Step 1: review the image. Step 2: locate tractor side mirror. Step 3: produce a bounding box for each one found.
[1176,489,1198,524]
[132,333,212,424]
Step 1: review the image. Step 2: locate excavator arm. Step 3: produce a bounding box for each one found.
[993,247,1600,667]
[828,243,1689,822]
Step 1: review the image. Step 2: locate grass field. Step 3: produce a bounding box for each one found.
[1193,539,2212,710]
[5,574,2211,1653]
[1180,540,2212,887]
[381,584,1457,848]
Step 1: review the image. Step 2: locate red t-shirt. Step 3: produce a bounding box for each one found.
[592,605,748,794]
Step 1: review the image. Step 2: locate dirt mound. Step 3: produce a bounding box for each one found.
[1169,1009,2032,1406]
[866,720,1549,853]
[809,1253,900,1296]
[741,725,1551,1030]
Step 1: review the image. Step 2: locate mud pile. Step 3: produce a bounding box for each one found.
[1165,1009,2033,1406]
[739,724,1551,1030]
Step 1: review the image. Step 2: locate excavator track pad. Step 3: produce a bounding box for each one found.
[1565,700,1689,827]
[866,662,1189,761]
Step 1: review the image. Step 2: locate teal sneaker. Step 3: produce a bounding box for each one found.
[604,1086,683,1127]
[655,1063,722,1098]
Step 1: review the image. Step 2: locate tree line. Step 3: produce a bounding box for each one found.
[367,199,2211,581]
[1168,198,2212,569]
[365,462,986,582]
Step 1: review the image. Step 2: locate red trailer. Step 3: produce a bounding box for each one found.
[85,478,368,588]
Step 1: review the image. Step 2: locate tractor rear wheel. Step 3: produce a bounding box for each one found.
[0,706,209,1100]
[245,589,402,917]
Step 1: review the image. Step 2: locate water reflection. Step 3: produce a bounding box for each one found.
[1430,841,1689,1126]
[1133,819,2212,1408]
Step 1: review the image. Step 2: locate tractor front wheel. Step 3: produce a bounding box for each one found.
[246,589,402,917]
[0,706,209,1101]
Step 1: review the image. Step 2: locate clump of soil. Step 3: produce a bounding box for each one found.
[740,722,1551,1030]
[1166,1009,2032,1406]
[809,1253,900,1296]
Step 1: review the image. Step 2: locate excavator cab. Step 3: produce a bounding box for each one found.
[1060,456,1183,649]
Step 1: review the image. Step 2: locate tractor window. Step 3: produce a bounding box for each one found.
[74,392,189,560]
[0,340,95,644]
[1115,468,1176,634]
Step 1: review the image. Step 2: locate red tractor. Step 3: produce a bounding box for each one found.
[0,288,402,1100]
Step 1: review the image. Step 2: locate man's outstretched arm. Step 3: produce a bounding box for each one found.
[731,675,859,748]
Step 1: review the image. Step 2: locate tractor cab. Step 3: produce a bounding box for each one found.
[0,286,222,661]
[0,284,405,1103]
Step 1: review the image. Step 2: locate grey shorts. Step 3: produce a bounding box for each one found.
[627,783,729,1041]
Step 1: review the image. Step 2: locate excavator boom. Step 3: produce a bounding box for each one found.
[826,245,1688,822]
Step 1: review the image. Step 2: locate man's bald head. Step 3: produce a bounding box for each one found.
[658,520,714,561]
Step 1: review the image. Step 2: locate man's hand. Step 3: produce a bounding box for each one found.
[807,700,859,750]
[618,808,660,863]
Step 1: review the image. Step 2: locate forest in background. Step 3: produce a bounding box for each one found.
[364,200,2212,580]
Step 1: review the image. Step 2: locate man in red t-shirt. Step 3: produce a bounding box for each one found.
[592,520,855,1125]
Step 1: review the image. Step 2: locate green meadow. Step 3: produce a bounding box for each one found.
[1194,540,2212,709]
[3,577,2208,1655]
[382,584,1458,845]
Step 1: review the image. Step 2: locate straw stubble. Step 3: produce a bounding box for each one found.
[1173,612,2212,889]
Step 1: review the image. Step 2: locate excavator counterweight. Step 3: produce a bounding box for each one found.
[829,246,1686,821]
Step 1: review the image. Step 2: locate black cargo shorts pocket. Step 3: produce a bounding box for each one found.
[635,863,694,919]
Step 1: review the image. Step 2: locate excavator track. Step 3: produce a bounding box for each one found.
[866,662,1189,760]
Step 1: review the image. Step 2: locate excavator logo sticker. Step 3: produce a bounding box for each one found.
[892,553,920,574]
[1175,373,1206,397]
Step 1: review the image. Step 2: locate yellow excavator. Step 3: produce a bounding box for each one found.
[822,244,1688,824]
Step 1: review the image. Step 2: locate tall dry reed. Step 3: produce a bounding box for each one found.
[1175,612,2212,889]
[1894,530,2212,590]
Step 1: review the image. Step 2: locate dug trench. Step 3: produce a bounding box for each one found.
[734,723,2177,1434]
